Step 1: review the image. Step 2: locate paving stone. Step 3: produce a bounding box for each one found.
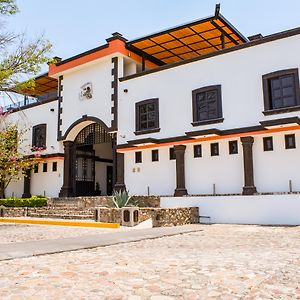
[0,224,299,298]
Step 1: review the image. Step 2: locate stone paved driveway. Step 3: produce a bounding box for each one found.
[0,224,299,299]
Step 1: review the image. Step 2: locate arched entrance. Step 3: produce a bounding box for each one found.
[59,118,118,198]
[74,123,113,196]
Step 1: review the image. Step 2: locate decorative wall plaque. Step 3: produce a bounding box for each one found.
[79,82,93,100]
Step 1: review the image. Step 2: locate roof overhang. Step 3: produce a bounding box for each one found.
[126,12,247,65]
[16,73,58,97]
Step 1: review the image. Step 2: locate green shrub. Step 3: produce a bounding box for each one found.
[0,195,48,207]
[112,190,132,208]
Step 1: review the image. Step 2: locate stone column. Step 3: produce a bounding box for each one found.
[114,152,126,191]
[241,136,257,195]
[174,145,188,197]
[59,141,75,197]
[22,169,31,198]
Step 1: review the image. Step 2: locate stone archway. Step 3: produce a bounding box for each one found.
[59,118,116,197]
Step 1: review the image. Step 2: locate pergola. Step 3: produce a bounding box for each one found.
[127,7,247,66]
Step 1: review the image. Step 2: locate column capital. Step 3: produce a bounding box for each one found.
[63,140,74,147]
[240,136,254,145]
[174,145,186,152]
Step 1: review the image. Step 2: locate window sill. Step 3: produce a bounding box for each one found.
[263,106,300,115]
[134,128,160,135]
[191,118,224,127]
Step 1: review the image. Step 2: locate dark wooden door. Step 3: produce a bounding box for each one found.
[75,146,95,196]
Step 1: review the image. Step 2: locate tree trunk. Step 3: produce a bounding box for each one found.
[0,181,5,199]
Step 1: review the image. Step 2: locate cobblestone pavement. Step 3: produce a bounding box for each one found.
[0,224,300,299]
[0,223,126,244]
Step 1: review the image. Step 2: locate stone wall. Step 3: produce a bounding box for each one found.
[0,207,27,217]
[49,195,160,208]
[96,207,199,227]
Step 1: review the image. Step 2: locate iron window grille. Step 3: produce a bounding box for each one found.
[32,124,47,149]
[285,134,296,149]
[210,143,219,156]
[229,140,238,154]
[135,151,142,163]
[262,69,300,114]
[192,85,223,126]
[169,147,176,160]
[135,98,159,134]
[152,149,159,162]
[52,162,57,172]
[263,137,273,151]
[193,145,202,158]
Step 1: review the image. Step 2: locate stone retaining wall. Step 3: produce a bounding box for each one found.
[49,196,160,208]
[96,207,199,227]
[1,207,28,217]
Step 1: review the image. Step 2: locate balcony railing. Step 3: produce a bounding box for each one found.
[2,91,58,112]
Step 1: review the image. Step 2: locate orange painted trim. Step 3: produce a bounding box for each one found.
[35,156,64,162]
[117,125,300,152]
[49,39,157,76]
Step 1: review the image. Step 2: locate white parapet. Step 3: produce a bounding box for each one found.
[160,194,300,225]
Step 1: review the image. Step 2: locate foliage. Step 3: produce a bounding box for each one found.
[0,120,41,198]
[0,195,47,207]
[112,190,132,208]
[0,0,53,96]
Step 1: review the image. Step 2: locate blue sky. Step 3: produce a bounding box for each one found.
[7,0,300,61]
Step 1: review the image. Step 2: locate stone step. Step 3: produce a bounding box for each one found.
[27,212,94,220]
[29,210,94,215]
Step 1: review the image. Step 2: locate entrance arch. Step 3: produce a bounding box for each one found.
[59,118,115,197]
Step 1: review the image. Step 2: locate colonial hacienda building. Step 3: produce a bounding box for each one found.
[3,7,300,223]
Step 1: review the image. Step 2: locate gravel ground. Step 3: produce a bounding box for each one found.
[0,224,299,299]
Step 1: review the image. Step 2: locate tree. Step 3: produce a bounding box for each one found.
[0,0,52,198]
[0,0,52,96]
[0,113,40,198]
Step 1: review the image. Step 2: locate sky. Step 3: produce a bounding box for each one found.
[6,0,300,61]
[1,0,300,107]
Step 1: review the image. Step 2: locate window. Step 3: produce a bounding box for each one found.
[263,137,273,151]
[34,164,39,173]
[193,145,202,158]
[285,134,296,149]
[135,151,142,163]
[52,162,57,172]
[169,147,176,160]
[229,140,238,154]
[210,143,219,156]
[135,98,159,134]
[43,163,48,172]
[192,85,223,126]
[262,69,300,114]
[152,149,159,162]
[32,124,47,149]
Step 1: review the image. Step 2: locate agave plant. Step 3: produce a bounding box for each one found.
[112,190,132,208]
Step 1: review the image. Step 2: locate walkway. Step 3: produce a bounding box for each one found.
[0,225,201,261]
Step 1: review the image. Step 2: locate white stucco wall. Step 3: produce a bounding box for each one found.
[4,101,62,155]
[60,54,124,136]
[185,139,243,194]
[118,34,300,144]
[125,146,175,196]
[253,130,300,193]
[161,194,300,225]
[30,159,64,197]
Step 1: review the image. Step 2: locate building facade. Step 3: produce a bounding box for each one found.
[4,9,300,202]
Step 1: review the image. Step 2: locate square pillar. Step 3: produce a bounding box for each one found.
[241,136,257,195]
[174,145,188,197]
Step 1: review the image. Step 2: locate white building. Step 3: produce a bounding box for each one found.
[4,8,300,224]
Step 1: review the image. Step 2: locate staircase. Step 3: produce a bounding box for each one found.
[27,201,95,220]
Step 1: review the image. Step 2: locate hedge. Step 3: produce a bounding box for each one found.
[0,195,47,207]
